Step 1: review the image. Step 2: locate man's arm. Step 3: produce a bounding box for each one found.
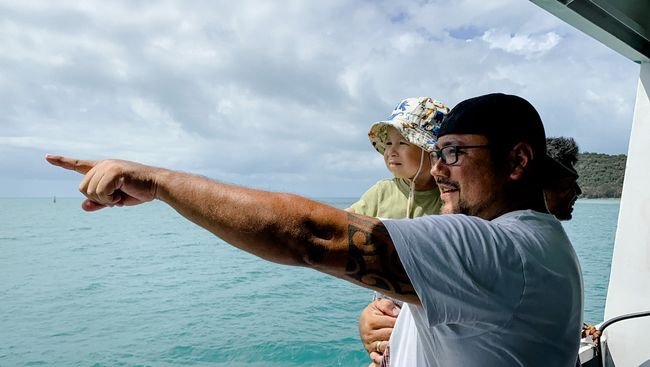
[45,155,418,303]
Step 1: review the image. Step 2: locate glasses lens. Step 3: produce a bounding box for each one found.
[442,146,458,165]
[430,147,456,165]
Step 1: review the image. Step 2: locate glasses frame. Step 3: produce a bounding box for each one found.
[430,144,492,165]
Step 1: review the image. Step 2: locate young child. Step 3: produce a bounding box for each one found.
[347,97,449,367]
[347,96,449,219]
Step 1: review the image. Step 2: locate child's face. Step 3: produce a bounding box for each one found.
[383,126,431,179]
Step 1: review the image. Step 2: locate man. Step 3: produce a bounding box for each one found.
[359,135,584,366]
[46,93,583,366]
[544,137,600,341]
[544,136,582,220]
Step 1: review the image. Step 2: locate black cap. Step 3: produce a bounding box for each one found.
[438,93,546,156]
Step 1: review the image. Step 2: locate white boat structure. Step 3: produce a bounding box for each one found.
[530,1,650,366]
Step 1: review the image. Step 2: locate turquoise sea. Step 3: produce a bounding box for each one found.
[1,198,619,366]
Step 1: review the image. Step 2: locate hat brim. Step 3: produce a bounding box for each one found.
[368,119,437,154]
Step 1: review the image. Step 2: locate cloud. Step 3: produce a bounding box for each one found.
[481,29,561,58]
[0,0,640,197]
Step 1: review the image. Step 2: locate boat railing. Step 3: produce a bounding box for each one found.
[587,310,650,367]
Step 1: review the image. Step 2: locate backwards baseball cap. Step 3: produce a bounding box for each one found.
[369,97,450,154]
[438,93,547,156]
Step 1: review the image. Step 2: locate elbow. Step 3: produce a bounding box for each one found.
[274,193,347,271]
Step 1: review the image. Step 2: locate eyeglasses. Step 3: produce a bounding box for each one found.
[430,145,491,165]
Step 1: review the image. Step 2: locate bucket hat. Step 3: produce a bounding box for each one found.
[369,97,450,154]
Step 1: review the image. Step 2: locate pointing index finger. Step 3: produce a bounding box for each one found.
[45,154,97,174]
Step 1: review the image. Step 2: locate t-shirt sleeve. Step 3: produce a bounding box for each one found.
[383,215,524,328]
[349,182,382,216]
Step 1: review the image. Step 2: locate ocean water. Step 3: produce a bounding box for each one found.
[1,198,619,366]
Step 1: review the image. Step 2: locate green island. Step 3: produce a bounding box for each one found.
[576,153,627,198]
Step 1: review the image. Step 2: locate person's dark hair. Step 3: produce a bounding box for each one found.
[546,137,579,169]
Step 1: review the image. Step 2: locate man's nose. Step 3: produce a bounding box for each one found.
[575,183,582,196]
[431,156,446,177]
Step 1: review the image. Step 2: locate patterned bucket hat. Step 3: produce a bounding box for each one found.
[369,97,450,154]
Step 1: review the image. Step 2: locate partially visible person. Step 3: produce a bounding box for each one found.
[347,97,449,219]
[544,136,582,220]
[46,93,583,366]
[359,135,585,366]
[347,97,449,361]
[545,137,601,341]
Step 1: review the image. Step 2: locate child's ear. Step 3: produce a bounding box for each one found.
[509,142,534,181]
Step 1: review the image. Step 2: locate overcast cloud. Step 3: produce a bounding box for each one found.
[0,0,640,197]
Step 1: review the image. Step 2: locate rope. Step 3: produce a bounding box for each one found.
[406,149,426,219]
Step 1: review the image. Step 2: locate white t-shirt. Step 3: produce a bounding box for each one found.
[382,210,583,367]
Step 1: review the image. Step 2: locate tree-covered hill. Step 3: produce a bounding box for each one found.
[576,153,627,198]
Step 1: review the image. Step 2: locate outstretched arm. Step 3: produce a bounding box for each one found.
[45,155,418,303]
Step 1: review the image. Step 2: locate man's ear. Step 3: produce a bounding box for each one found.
[509,142,534,180]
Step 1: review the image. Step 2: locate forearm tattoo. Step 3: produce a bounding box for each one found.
[346,214,415,296]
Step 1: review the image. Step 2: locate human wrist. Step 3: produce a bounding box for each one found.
[150,167,178,202]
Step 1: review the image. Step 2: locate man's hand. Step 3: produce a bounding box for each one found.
[359,298,400,364]
[582,323,602,341]
[45,155,159,211]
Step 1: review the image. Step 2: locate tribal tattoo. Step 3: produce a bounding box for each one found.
[345,213,415,296]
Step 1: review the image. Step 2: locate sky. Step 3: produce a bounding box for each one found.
[0,0,641,198]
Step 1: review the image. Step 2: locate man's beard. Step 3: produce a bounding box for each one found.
[554,209,573,221]
[459,196,494,217]
[440,190,497,218]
